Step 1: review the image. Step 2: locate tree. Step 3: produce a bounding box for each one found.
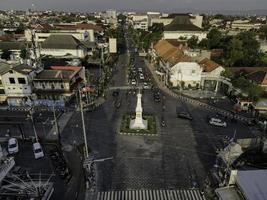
[237,31,260,66]
[187,36,198,49]
[1,49,11,60]
[198,38,209,49]
[224,38,244,67]
[20,48,27,60]
[220,68,234,79]
[207,28,223,49]
[260,25,267,40]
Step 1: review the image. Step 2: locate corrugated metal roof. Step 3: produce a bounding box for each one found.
[96,189,205,200]
[236,170,267,200]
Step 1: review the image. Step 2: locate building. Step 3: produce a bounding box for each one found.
[199,58,225,91]
[33,66,85,102]
[0,61,11,102]
[163,15,207,41]
[231,20,262,31]
[170,62,202,87]
[131,14,149,31]
[0,41,27,61]
[109,38,117,53]
[216,170,267,200]
[40,34,87,58]
[2,64,38,106]
[25,23,104,43]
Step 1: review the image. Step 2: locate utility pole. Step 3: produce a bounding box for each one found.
[52,104,61,145]
[29,108,38,142]
[78,89,89,158]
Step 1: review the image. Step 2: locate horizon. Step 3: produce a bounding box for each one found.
[1,0,267,14]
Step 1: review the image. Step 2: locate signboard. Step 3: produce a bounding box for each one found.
[109,38,117,53]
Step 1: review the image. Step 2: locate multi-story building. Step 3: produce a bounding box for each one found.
[2,64,39,106]
[33,66,85,102]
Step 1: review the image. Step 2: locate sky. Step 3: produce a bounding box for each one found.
[1,0,267,12]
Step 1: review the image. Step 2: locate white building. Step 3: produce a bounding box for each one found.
[0,61,11,102]
[131,14,149,31]
[170,62,202,87]
[109,38,117,53]
[40,35,87,58]
[163,15,207,41]
[2,64,38,106]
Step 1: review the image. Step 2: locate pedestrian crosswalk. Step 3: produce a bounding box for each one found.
[96,189,205,200]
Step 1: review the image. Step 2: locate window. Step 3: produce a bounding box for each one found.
[0,80,2,85]
[192,70,196,74]
[61,84,64,89]
[9,78,15,84]
[18,78,26,84]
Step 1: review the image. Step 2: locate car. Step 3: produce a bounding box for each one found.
[161,117,166,127]
[177,112,193,120]
[138,68,142,72]
[33,142,44,159]
[112,90,120,97]
[139,74,144,80]
[209,118,227,127]
[8,138,19,154]
[131,79,137,86]
[143,82,150,89]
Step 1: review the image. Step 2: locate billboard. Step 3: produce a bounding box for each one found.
[109,38,117,53]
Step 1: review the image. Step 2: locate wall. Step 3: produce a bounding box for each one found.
[40,48,86,58]
[170,62,202,87]
[163,31,207,41]
[2,70,33,97]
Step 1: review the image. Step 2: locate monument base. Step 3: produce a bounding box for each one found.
[130,119,148,130]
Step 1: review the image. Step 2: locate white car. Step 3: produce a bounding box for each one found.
[139,74,144,80]
[8,138,19,154]
[33,142,44,159]
[209,118,227,127]
[131,79,137,86]
[143,82,150,89]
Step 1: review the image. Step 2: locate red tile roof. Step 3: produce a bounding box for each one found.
[50,66,82,72]
[199,58,220,72]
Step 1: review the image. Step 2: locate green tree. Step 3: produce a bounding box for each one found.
[198,38,209,49]
[20,48,27,59]
[225,38,244,67]
[207,28,223,49]
[187,36,198,49]
[220,68,234,79]
[259,25,267,40]
[1,49,11,60]
[237,31,260,66]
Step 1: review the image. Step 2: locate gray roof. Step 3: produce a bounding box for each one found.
[41,34,84,50]
[12,64,35,75]
[35,70,75,81]
[82,40,96,49]
[0,41,27,50]
[236,170,267,200]
[0,61,11,75]
[164,16,202,32]
[215,186,243,200]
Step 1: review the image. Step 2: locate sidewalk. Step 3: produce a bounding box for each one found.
[46,111,74,140]
[144,59,252,122]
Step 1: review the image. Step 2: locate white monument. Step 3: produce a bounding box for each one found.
[130,90,148,130]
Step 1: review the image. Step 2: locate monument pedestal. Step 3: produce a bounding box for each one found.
[129,91,148,130]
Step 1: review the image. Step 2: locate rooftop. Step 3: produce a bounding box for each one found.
[199,58,221,72]
[12,64,35,75]
[41,34,84,50]
[153,40,191,66]
[164,15,202,32]
[236,170,267,200]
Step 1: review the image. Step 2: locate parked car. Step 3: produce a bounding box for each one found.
[131,79,137,86]
[139,74,144,80]
[33,142,44,159]
[112,90,120,97]
[177,112,193,120]
[161,117,166,127]
[8,138,19,154]
[209,118,227,127]
[143,82,150,89]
